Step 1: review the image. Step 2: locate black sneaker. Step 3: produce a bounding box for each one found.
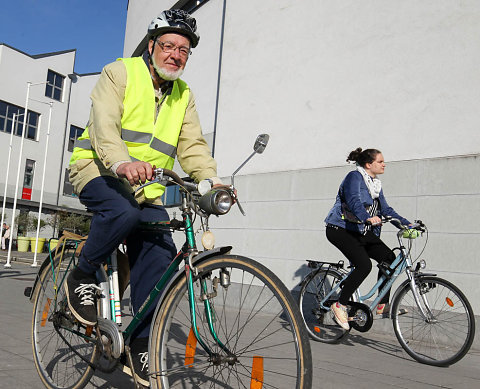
[122,337,149,387]
[64,267,100,326]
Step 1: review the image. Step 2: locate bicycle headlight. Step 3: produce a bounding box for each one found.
[198,189,233,215]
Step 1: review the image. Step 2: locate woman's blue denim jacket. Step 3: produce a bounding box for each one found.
[324,170,410,236]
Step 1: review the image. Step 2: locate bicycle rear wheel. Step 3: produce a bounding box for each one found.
[32,249,99,388]
[392,275,475,366]
[298,268,350,343]
[150,255,312,389]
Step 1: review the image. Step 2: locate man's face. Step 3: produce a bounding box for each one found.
[149,33,191,81]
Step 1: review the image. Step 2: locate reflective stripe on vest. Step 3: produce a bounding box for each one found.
[69,57,190,199]
[73,129,177,159]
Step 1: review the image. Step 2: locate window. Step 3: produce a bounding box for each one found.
[23,159,35,188]
[0,100,40,140]
[63,168,76,197]
[45,69,65,101]
[161,185,181,207]
[68,125,85,152]
[22,159,35,200]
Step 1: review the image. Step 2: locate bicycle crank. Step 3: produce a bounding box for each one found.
[348,302,373,333]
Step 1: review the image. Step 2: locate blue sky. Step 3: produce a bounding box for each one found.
[0,0,128,74]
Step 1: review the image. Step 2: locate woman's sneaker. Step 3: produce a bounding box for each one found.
[65,267,100,326]
[123,337,149,387]
[331,302,350,330]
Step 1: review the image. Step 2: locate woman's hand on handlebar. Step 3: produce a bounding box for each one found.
[116,161,154,186]
[366,216,382,226]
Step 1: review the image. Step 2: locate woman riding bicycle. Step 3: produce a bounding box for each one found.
[324,147,411,330]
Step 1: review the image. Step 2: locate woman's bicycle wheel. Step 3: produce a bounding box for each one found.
[31,248,99,389]
[150,255,312,389]
[298,268,350,343]
[392,275,475,366]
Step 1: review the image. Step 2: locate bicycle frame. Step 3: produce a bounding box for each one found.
[47,187,232,360]
[318,229,427,315]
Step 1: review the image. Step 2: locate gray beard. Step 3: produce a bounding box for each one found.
[152,57,184,81]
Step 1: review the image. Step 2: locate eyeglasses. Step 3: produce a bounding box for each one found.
[156,40,191,59]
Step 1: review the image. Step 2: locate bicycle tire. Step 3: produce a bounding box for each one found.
[31,249,100,388]
[298,268,350,343]
[391,275,475,366]
[150,255,312,389]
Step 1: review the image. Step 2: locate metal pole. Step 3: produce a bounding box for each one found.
[32,102,53,267]
[5,82,31,268]
[0,114,21,246]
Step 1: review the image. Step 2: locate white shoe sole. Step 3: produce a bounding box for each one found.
[64,281,97,327]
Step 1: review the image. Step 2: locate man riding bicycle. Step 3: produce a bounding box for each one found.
[66,10,221,386]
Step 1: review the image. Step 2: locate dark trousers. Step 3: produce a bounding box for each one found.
[78,176,177,339]
[326,226,395,306]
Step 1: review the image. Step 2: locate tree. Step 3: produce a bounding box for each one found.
[16,212,46,236]
[50,211,90,236]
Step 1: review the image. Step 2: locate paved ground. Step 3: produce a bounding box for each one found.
[1,254,479,388]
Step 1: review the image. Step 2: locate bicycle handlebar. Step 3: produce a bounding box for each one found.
[156,168,198,191]
[369,216,426,232]
[135,168,198,193]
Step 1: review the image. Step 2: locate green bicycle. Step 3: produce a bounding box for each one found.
[27,134,312,389]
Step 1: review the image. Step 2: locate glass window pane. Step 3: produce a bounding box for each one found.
[55,75,64,88]
[6,118,13,133]
[53,87,62,101]
[47,70,55,84]
[28,111,38,125]
[27,125,36,140]
[0,101,6,116]
[16,121,25,136]
[45,84,53,98]
[0,117,5,132]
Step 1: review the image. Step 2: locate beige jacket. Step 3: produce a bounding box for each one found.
[68,58,219,204]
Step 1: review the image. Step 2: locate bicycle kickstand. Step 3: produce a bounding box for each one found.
[125,345,143,389]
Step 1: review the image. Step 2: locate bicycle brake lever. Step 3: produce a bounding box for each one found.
[135,169,168,193]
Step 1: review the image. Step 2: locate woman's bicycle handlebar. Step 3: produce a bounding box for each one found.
[367,216,426,232]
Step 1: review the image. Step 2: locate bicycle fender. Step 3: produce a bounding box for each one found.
[147,246,232,340]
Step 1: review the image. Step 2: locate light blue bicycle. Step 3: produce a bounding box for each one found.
[298,216,475,366]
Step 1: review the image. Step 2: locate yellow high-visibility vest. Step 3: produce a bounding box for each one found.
[70,57,190,199]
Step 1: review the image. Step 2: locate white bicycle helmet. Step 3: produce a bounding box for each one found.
[148,9,200,48]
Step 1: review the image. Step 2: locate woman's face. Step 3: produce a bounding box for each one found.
[365,153,385,177]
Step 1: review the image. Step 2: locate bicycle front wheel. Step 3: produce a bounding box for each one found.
[392,275,475,366]
[298,268,349,343]
[150,255,312,389]
[32,249,99,388]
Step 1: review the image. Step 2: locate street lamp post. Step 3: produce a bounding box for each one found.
[32,101,53,267]
[5,81,51,268]
[0,113,24,243]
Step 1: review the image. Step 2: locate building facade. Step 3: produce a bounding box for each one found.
[0,43,99,237]
[124,0,480,314]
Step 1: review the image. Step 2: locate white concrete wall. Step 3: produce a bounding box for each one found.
[123,1,480,313]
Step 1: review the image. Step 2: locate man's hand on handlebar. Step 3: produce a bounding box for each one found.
[116,161,154,186]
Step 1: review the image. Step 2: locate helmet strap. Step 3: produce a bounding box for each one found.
[148,36,158,64]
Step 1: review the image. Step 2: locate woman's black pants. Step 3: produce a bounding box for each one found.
[326,225,395,306]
